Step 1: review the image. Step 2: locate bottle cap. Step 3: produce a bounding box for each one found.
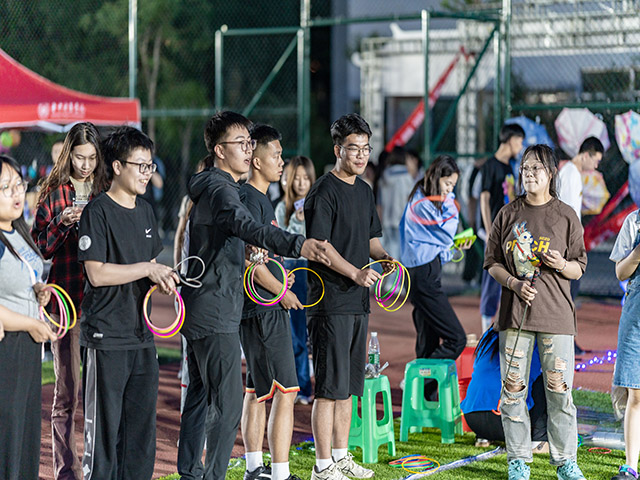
[371,331,378,336]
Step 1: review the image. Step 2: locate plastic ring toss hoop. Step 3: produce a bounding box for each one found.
[143,285,185,338]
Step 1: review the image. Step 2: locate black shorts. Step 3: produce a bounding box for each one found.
[240,310,299,402]
[308,314,368,400]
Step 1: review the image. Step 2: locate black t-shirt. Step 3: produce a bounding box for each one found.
[78,193,163,350]
[304,173,382,315]
[239,183,286,318]
[480,156,516,222]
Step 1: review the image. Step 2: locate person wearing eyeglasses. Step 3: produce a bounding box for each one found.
[303,113,395,480]
[177,111,332,480]
[484,145,587,480]
[77,127,179,480]
[0,154,58,480]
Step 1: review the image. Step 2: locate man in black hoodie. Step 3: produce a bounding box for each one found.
[177,111,331,480]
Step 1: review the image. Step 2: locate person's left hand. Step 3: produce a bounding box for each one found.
[380,254,397,275]
[459,238,475,251]
[33,283,51,307]
[541,249,566,271]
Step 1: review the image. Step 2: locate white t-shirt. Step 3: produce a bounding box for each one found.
[558,161,582,220]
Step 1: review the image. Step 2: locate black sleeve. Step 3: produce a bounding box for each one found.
[368,187,383,239]
[77,203,108,263]
[481,160,494,193]
[304,186,334,242]
[213,184,304,257]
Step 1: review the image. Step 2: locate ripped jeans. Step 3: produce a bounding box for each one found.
[499,330,577,465]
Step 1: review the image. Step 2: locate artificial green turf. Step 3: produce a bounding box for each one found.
[157,389,624,480]
[41,346,182,386]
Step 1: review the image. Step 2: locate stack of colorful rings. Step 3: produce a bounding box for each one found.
[389,455,440,474]
[143,285,185,338]
[244,258,289,306]
[362,259,411,312]
[40,283,77,339]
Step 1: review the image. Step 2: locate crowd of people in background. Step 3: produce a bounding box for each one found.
[1,112,638,480]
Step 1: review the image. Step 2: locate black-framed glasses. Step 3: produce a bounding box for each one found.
[0,179,26,198]
[119,160,157,174]
[340,144,373,157]
[217,139,257,152]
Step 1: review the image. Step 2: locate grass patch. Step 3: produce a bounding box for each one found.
[41,346,181,386]
[157,389,624,480]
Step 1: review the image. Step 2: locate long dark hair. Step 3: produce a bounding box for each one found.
[0,155,42,260]
[518,144,558,199]
[283,156,316,227]
[474,326,499,361]
[37,122,109,204]
[408,155,460,210]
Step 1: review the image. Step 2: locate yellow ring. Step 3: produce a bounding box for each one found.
[361,260,411,312]
[143,285,183,334]
[401,456,440,474]
[289,267,325,308]
[41,283,77,330]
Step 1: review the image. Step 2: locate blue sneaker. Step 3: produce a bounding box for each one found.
[612,465,639,479]
[557,460,586,480]
[508,459,530,480]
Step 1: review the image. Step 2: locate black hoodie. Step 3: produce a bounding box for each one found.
[181,167,305,339]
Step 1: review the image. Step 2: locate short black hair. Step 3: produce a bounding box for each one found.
[101,126,154,180]
[499,123,526,144]
[579,136,604,155]
[250,124,282,149]
[204,111,252,154]
[330,113,372,145]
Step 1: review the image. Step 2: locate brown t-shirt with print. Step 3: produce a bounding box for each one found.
[483,197,587,335]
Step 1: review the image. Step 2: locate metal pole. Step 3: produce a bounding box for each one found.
[297,29,305,155]
[422,10,431,166]
[128,0,137,99]
[503,0,512,119]
[214,28,224,111]
[493,21,502,152]
[300,0,311,156]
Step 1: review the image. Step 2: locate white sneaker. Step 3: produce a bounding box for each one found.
[334,453,375,479]
[311,463,350,480]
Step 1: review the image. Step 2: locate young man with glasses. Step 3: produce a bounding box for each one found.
[178,111,331,480]
[304,113,394,480]
[77,126,179,479]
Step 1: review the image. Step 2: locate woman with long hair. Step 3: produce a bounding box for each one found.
[31,122,109,480]
[0,155,57,479]
[399,155,471,388]
[484,144,587,480]
[275,155,316,404]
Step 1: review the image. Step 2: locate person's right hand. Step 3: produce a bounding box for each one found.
[513,278,537,306]
[29,319,58,343]
[60,206,82,226]
[147,263,180,295]
[352,268,381,288]
[280,290,303,310]
[300,239,331,266]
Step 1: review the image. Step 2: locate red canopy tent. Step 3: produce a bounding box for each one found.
[0,48,140,132]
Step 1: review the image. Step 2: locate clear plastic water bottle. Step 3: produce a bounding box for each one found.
[368,332,380,377]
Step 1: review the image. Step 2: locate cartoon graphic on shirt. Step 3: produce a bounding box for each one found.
[502,174,516,205]
[511,221,541,280]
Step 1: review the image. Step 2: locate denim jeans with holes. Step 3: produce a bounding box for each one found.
[499,330,577,465]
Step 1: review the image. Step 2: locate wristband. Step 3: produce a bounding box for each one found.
[506,276,515,290]
[555,258,568,273]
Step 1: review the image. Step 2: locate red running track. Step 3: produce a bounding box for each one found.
[37,295,621,479]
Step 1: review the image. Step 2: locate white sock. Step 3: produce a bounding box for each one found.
[272,462,290,480]
[316,458,333,472]
[481,315,493,332]
[246,451,263,472]
[332,448,348,462]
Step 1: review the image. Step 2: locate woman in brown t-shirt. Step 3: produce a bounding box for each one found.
[483,145,588,480]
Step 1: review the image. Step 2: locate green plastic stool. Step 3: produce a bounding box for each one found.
[348,374,396,463]
[399,359,463,444]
